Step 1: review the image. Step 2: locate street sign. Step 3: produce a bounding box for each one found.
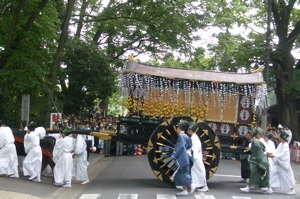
[50,113,62,128]
[99,101,108,111]
[21,94,30,125]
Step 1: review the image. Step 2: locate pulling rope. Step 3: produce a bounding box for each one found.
[14,136,53,158]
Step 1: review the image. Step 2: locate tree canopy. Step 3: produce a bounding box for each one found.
[0,0,299,140]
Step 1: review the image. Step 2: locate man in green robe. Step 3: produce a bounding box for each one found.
[240,129,273,194]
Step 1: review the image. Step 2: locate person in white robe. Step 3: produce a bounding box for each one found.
[0,121,19,178]
[264,133,276,167]
[263,133,276,188]
[269,132,296,195]
[255,129,268,153]
[23,124,46,182]
[283,125,292,144]
[187,123,208,193]
[72,133,90,184]
[52,132,73,188]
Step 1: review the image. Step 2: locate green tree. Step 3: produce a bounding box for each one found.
[59,38,117,115]
[145,0,300,139]
[0,0,60,126]
[270,0,300,140]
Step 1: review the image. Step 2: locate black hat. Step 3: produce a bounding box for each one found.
[247,130,255,137]
[266,133,273,140]
[250,127,263,137]
[177,119,189,132]
[27,121,36,131]
[188,122,197,132]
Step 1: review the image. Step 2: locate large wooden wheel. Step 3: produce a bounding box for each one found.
[147,116,221,186]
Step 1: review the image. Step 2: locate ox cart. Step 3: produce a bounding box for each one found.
[114,60,267,185]
[12,60,267,186]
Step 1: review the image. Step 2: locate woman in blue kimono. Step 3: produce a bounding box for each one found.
[171,120,195,196]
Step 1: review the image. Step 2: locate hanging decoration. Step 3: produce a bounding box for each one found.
[120,61,268,121]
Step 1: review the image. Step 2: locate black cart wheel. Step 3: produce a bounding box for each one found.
[147,116,220,186]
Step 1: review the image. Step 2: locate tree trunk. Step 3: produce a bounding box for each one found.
[274,56,300,141]
[271,0,300,141]
[75,0,90,38]
[46,0,75,121]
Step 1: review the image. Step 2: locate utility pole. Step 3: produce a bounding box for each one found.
[261,0,272,133]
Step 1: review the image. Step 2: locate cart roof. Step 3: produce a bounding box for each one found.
[124,61,264,85]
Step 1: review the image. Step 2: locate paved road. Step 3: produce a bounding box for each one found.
[0,153,300,199]
[75,155,300,199]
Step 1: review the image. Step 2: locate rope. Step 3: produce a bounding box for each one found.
[14,136,53,158]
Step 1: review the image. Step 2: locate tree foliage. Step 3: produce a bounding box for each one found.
[58,38,117,115]
[0,0,60,126]
[0,0,299,139]
[0,0,208,127]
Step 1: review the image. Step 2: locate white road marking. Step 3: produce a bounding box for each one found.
[118,194,138,199]
[156,194,176,199]
[213,174,241,178]
[79,194,100,199]
[78,193,253,199]
[195,193,216,199]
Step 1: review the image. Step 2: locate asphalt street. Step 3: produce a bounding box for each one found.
[0,152,300,199]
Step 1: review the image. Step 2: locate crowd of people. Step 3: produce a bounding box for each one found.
[239,123,296,195]
[0,117,297,195]
[51,112,130,157]
[170,120,297,196]
[0,112,137,188]
[223,123,289,160]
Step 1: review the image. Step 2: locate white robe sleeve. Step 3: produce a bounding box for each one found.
[35,127,46,139]
[192,134,202,160]
[266,140,276,154]
[0,127,15,147]
[0,128,4,148]
[24,134,31,154]
[74,137,86,155]
[52,138,65,163]
[273,143,290,170]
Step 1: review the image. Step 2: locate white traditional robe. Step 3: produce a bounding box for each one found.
[271,142,295,190]
[266,139,276,171]
[53,136,73,185]
[23,127,46,181]
[259,137,268,153]
[190,133,207,187]
[0,126,19,177]
[286,129,292,144]
[72,135,89,181]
